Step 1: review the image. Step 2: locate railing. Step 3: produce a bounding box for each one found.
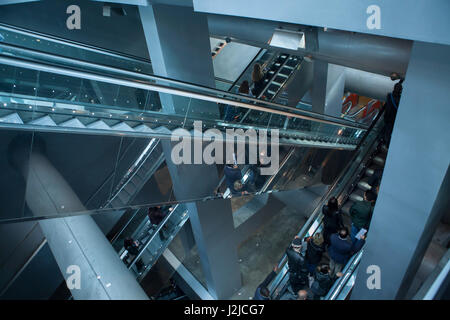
[325,249,364,300]
[0,42,367,130]
[103,138,161,208]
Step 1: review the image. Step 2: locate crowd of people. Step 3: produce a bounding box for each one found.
[254,184,380,300]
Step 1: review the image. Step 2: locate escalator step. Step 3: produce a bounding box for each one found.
[349,189,365,202]
[111,198,124,208]
[341,201,354,215]
[134,124,153,133]
[117,190,130,204]
[365,165,380,177]
[29,115,57,126]
[112,122,134,132]
[373,156,386,167]
[124,183,136,196]
[60,118,86,128]
[86,120,110,130]
[357,177,372,191]
[0,112,23,124]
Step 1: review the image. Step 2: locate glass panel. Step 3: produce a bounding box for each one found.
[168,219,207,289]
[0,23,153,75]
[127,204,190,278]
[0,129,32,221]
[26,131,121,215]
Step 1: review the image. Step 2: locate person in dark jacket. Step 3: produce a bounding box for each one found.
[304,233,326,276]
[328,228,364,276]
[322,197,344,246]
[286,237,309,292]
[253,265,279,300]
[310,265,343,300]
[123,237,144,272]
[147,206,169,241]
[368,168,383,194]
[350,191,376,243]
[148,206,165,226]
[383,76,403,146]
[224,164,245,196]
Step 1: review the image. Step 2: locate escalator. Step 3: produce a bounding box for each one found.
[0,24,385,299]
[266,109,387,300]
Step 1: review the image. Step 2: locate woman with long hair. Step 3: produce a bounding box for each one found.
[322,197,344,246]
[251,63,265,97]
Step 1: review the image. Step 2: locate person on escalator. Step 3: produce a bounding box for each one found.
[349,191,376,244]
[322,197,344,247]
[224,163,248,196]
[123,237,145,273]
[368,168,383,194]
[310,265,343,300]
[251,63,266,98]
[328,228,364,276]
[286,237,309,293]
[383,75,404,146]
[304,233,326,276]
[147,206,169,241]
[224,80,250,122]
[253,265,279,300]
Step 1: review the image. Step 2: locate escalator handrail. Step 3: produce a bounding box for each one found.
[104,139,161,208]
[128,204,184,270]
[0,42,368,130]
[84,139,139,208]
[325,248,364,300]
[109,208,141,245]
[0,23,152,65]
[268,108,386,297]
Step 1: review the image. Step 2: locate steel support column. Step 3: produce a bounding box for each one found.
[351,41,450,299]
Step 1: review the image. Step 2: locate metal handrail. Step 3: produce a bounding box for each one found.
[104,139,160,208]
[0,43,368,130]
[109,209,141,245]
[128,204,182,269]
[326,249,364,300]
[258,147,296,193]
[84,139,138,208]
[0,23,152,65]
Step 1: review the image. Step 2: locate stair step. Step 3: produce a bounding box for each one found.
[60,118,86,128]
[341,200,354,215]
[365,165,381,177]
[111,198,124,208]
[373,156,385,167]
[111,122,134,132]
[124,183,137,196]
[357,177,372,191]
[87,120,111,130]
[134,124,154,133]
[117,191,130,204]
[349,189,365,202]
[0,113,23,124]
[29,115,57,126]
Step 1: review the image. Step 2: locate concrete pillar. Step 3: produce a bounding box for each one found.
[351,41,450,300]
[160,135,241,299]
[139,4,219,118]
[10,136,148,300]
[311,60,345,117]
